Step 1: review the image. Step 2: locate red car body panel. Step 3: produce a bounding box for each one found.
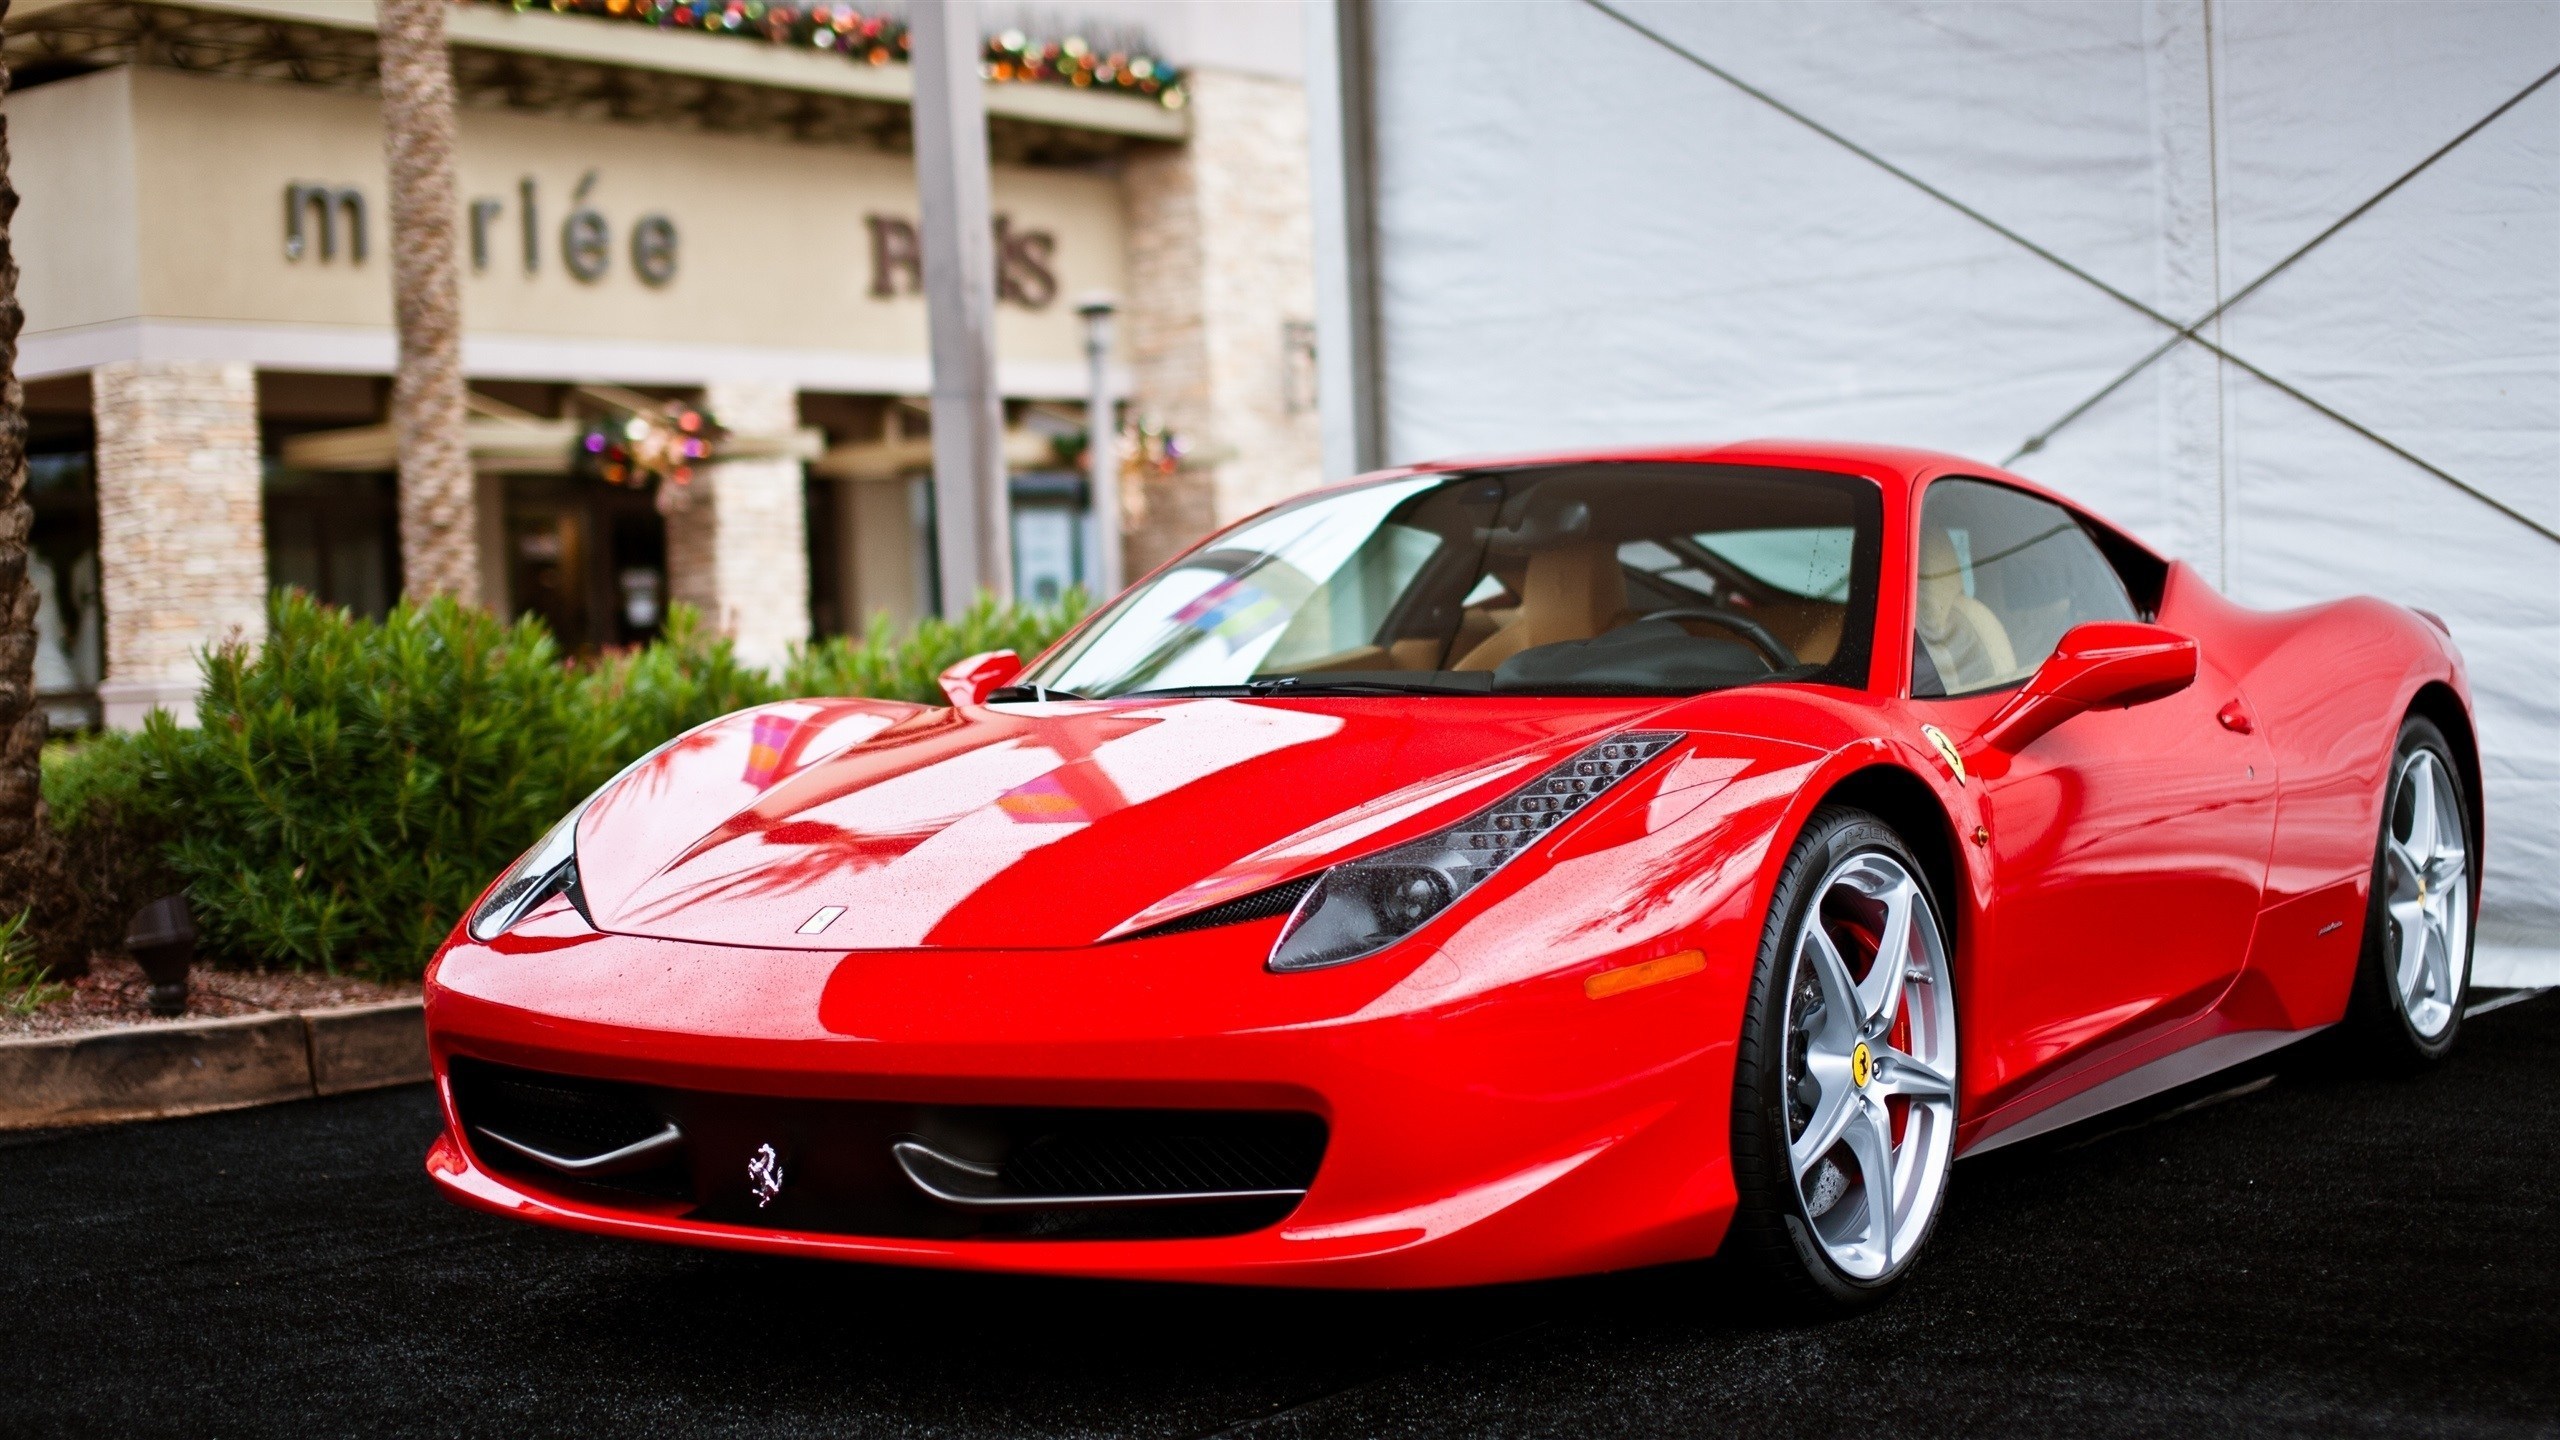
[422,441,2478,1287]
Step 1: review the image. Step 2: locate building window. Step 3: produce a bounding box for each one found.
[1010,469,1092,606]
[264,467,401,620]
[29,448,101,731]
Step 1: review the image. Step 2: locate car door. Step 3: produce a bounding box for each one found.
[1906,478,2276,1117]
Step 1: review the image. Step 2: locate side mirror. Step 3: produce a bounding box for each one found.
[938,649,1023,707]
[1972,622,2197,754]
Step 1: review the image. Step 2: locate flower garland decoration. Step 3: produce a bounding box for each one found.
[1049,418,1189,480]
[495,0,1187,109]
[578,398,720,494]
[1122,418,1186,478]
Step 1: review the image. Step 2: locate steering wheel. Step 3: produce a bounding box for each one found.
[1638,608,1799,671]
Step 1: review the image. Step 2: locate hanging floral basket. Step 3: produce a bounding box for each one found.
[575,396,723,495]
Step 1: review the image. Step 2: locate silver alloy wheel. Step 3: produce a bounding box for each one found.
[1781,851,1956,1282]
[2385,748,2470,1041]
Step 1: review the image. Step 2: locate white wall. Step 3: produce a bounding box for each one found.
[1317,0,2560,978]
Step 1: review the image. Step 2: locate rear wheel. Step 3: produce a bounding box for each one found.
[1725,807,1957,1316]
[2344,716,2473,1066]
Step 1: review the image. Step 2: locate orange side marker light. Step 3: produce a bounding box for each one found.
[1585,948,1707,1000]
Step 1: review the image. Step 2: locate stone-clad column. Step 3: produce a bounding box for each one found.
[1122,67,1326,575]
[664,380,809,672]
[91,361,266,729]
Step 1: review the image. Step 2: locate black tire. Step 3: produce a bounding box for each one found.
[1723,805,1952,1319]
[2341,715,2474,1069]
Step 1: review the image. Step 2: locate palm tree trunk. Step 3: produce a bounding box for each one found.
[0,8,81,975]
[377,0,480,602]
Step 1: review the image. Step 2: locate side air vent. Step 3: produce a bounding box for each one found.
[1124,875,1319,941]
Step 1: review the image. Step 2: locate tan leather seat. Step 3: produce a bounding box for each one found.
[1787,606,1843,667]
[1454,542,1634,671]
[1915,531,2018,690]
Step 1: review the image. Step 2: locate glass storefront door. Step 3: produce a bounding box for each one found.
[499,475,666,653]
[1009,469,1094,606]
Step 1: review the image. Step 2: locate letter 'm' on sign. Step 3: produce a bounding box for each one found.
[284,184,367,263]
[867,214,922,297]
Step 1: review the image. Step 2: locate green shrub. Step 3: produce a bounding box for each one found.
[43,730,150,833]
[45,732,179,960]
[0,909,66,1015]
[783,588,1089,705]
[585,603,784,742]
[46,588,1090,979]
[138,593,607,975]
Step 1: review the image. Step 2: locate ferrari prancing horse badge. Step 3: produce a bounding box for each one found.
[747,1143,785,1208]
[1920,723,1967,785]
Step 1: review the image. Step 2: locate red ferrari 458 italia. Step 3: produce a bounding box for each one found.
[424,442,2479,1312]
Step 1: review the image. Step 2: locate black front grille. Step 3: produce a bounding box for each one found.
[449,1058,1325,1241]
[1001,1118,1325,1197]
[1125,875,1318,940]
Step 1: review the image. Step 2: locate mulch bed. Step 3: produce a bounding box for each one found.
[0,955,420,1039]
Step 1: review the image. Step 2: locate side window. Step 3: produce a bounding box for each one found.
[1911,478,2138,697]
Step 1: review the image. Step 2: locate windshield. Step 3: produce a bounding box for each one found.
[1016,463,1881,700]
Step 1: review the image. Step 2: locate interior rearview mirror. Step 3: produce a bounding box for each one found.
[938,650,1024,708]
[1972,622,2198,754]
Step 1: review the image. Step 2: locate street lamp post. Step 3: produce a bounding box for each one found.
[1078,296,1123,599]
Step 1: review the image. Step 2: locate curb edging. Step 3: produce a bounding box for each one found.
[0,1000,428,1131]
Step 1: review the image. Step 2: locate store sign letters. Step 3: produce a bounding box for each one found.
[284,177,1062,309]
[865,213,1059,309]
[283,171,681,287]
[283,184,367,264]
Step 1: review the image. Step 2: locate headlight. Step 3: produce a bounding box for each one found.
[1269,731,1678,971]
[466,731,695,942]
[466,801,587,941]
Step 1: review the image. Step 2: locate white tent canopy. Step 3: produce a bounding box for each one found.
[1309,0,2558,980]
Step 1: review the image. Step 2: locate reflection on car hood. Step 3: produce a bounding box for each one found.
[571,695,1675,950]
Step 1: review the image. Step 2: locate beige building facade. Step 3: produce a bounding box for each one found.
[3,0,1321,726]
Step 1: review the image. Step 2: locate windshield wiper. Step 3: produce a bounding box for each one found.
[1252,676,1494,696]
[1107,682,1275,699]
[986,684,1088,703]
[1115,675,1494,700]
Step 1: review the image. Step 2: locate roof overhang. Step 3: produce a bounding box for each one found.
[6,0,1189,145]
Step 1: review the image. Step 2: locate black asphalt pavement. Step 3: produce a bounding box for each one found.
[6,994,2557,1439]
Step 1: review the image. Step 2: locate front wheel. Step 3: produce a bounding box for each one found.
[1724,807,1958,1317]
[2344,716,2474,1066]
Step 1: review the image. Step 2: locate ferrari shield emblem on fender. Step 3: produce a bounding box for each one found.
[1919,724,1967,785]
[747,1143,785,1208]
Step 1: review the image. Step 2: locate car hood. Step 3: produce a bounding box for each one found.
[571,694,1707,951]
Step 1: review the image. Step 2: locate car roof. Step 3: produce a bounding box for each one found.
[1335,439,2165,565]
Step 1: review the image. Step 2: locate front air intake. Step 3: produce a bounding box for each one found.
[446,1058,1325,1240]
[449,1059,688,1192]
[890,1112,1326,1210]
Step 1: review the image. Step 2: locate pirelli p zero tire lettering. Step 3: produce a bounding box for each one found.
[1724,805,1957,1317]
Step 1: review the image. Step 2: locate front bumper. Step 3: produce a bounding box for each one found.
[423,901,1749,1288]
